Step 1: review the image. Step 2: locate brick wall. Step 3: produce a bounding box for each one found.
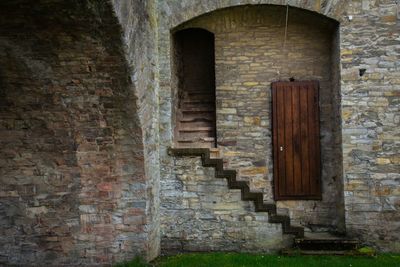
[0,1,149,265]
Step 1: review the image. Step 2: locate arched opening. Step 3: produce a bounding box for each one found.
[172,28,217,148]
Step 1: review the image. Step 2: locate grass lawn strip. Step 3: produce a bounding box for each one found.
[115,252,400,267]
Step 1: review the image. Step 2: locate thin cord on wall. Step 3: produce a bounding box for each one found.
[283,2,289,49]
[277,0,290,80]
[281,1,290,80]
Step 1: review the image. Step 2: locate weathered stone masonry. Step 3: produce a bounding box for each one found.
[161,5,344,251]
[0,0,399,266]
[112,0,161,260]
[0,0,158,265]
[158,0,399,254]
[340,0,400,251]
[161,156,292,254]
[178,5,343,231]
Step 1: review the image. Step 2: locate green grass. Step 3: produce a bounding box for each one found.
[116,253,400,267]
[114,256,149,267]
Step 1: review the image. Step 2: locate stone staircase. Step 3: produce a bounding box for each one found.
[169,147,362,254]
[168,147,304,238]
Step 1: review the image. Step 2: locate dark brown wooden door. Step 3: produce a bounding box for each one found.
[272,81,321,200]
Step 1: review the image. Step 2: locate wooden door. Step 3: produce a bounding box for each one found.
[272,81,321,200]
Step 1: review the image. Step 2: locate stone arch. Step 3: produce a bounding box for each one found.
[164,0,345,30]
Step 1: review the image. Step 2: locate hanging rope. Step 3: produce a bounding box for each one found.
[279,0,290,80]
[283,2,289,49]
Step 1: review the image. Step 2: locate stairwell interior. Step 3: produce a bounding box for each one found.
[173,28,217,148]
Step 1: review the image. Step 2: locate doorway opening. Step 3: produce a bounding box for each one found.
[172,28,216,148]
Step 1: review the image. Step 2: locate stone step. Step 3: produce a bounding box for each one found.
[294,238,359,251]
[176,142,215,148]
[180,117,214,122]
[293,232,359,251]
[281,249,368,256]
[179,126,214,132]
[177,137,215,143]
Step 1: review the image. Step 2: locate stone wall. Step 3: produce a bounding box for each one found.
[340,0,400,252]
[159,0,400,253]
[177,5,343,232]
[0,1,399,265]
[0,1,151,265]
[112,0,161,260]
[161,156,291,254]
[157,3,346,254]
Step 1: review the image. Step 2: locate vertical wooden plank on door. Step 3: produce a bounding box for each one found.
[272,84,278,197]
[272,84,279,197]
[284,84,294,196]
[292,85,302,195]
[273,82,287,198]
[278,84,287,196]
[273,83,285,197]
[300,84,310,196]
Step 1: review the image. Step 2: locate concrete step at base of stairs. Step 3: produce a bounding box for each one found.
[281,231,365,256]
[294,238,359,251]
[281,249,374,256]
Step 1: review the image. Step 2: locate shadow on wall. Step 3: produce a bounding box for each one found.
[0,0,147,265]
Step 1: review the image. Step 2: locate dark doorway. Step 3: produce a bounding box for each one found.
[272,81,321,200]
[173,28,216,148]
